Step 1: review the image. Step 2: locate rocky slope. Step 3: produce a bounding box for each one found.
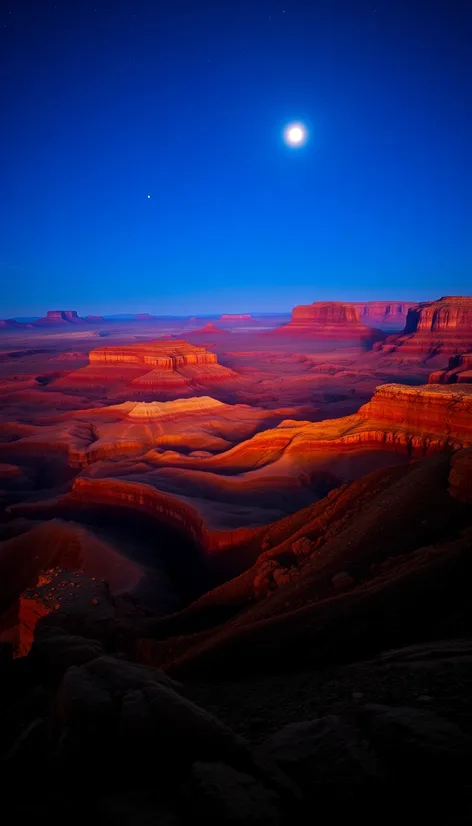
[270,302,381,339]
[375,296,472,358]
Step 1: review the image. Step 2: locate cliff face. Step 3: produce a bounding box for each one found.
[352,302,415,329]
[89,340,218,368]
[358,383,472,442]
[270,302,381,339]
[375,297,472,358]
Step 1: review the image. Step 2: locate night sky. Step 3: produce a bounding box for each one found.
[1,0,471,317]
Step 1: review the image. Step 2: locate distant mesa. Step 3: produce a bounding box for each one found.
[374,296,472,358]
[0,319,27,329]
[51,339,238,398]
[135,313,157,320]
[188,323,226,335]
[220,314,252,320]
[32,310,85,327]
[352,301,416,329]
[84,315,105,323]
[89,340,218,368]
[269,301,382,340]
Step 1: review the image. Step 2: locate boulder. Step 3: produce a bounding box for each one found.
[182,761,282,825]
[29,626,104,677]
[357,704,472,780]
[258,715,381,803]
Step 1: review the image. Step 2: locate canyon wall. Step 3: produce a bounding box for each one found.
[359,383,472,442]
[352,301,415,329]
[375,296,472,358]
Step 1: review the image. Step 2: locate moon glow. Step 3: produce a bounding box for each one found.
[284,122,307,147]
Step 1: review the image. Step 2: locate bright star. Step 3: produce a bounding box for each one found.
[147,194,151,199]
[284,122,307,147]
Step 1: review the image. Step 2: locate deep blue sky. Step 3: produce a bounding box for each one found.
[1,0,471,317]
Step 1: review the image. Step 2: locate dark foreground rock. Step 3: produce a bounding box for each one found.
[1,627,472,824]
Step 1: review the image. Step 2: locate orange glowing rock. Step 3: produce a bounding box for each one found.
[269,302,381,339]
[375,297,472,358]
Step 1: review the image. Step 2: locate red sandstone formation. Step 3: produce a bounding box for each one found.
[269,302,382,339]
[352,302,416,329]
[375,296,472,359]
[188,323,226,335]
[8,384,471,558]
[84,315,105,323]
[89,340,218,367]
[33,310,85,326]
[141,452,472,678]
[429,353,472,384]
[51,339,238,398]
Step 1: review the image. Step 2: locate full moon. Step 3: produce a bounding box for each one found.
[284,122,307,147]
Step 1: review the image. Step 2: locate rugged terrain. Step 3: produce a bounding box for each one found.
[1,302,472,823]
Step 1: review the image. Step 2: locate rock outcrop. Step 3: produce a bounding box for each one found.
[352,302,415,329]
[429,353,472,384]
[270,302,381,340]
[358,383,472,443]
[375,296,472,359]
[84,315,105,323]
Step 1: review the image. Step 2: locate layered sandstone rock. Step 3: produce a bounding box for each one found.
[89,340,218,368]
[352,302,415,329]
[375,297,472,358]
[429,353,472,384]
[51,340,239,398]
[270,302,381,339]
[358,383,472,442]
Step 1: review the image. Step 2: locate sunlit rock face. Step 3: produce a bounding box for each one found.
[358,383,472,443]
[352,301,415,329]
[89,340,218,367]
[269,302,381,339]
[49,340,239,399]
[375,297,472,358]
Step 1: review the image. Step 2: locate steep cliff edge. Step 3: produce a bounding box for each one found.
[375,296,472,358]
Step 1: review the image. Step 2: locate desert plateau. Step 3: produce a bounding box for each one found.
[2,0,472,822]
[1,296,472,823]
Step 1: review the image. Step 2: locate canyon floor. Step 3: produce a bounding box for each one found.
[1,314,472,823]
